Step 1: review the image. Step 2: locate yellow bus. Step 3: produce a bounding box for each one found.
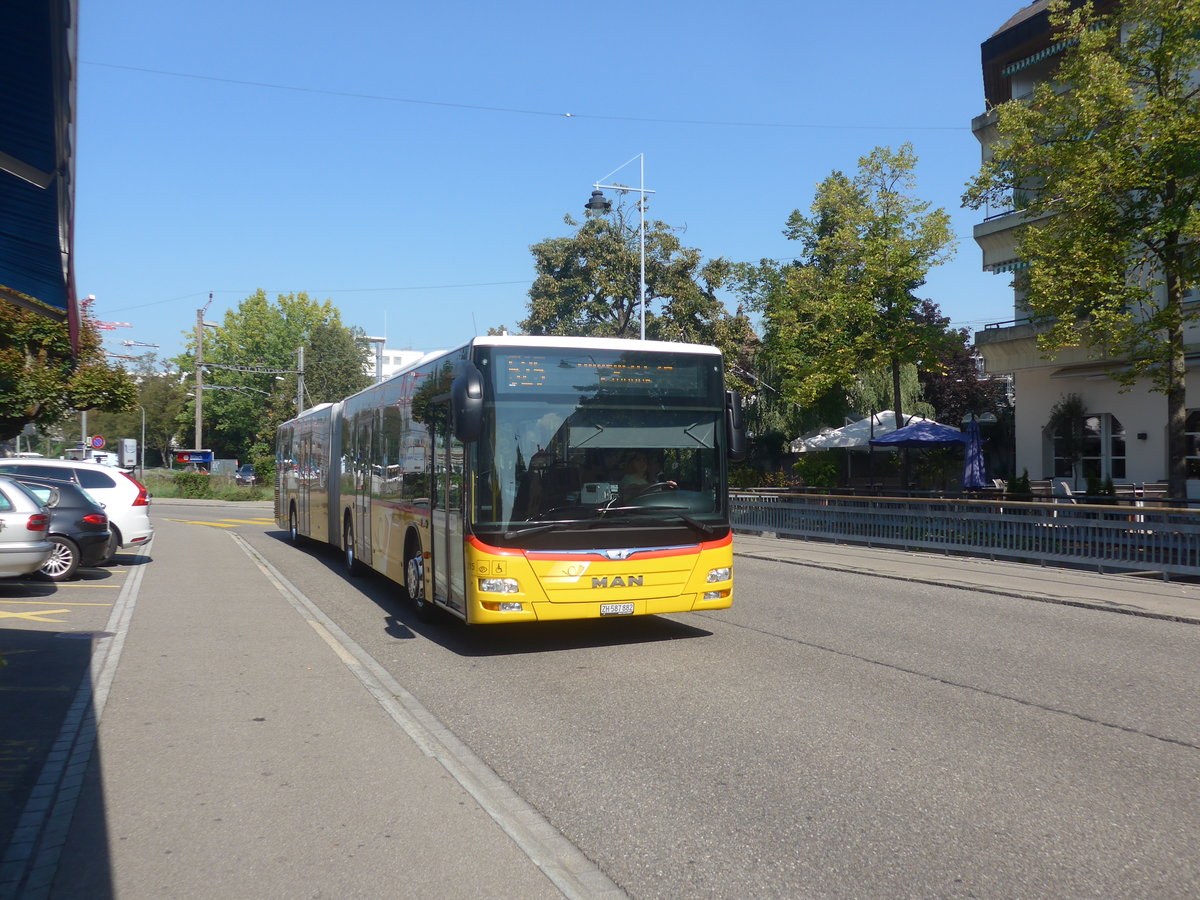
[276,335,745,624]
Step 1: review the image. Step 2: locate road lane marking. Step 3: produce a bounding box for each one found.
[230,531,624,900]
[0,609,70,623]
[161,517,276,528]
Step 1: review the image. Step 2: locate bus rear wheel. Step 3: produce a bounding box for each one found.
[288,505,302,544]
[405,541,434,621]
[343,518,363,576]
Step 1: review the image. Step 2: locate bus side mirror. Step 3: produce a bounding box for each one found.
[726,390,747,461]
[452,361,484,443]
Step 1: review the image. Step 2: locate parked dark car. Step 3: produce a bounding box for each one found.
[11,476,111,581]
[235,464,257,486]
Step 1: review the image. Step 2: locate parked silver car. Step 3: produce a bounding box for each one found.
[0,475,53,579]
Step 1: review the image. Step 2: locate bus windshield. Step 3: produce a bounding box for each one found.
[471,347,727,544]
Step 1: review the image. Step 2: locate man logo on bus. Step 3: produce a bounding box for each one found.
[592,575,643,588]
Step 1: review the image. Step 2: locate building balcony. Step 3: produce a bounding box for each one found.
[975,318,1106,374]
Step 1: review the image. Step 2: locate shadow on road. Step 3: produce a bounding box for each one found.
[268,531,714,657]
[0,628,114,898]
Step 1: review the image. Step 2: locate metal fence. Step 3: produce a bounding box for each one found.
[729,492,1200,578]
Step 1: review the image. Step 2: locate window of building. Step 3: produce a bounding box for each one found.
[1186,411,1200,477]
[1053,413,1125,481]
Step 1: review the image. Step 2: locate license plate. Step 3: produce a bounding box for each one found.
[600,602,635,616]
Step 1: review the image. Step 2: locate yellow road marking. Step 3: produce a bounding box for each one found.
[0,609,70,622]
[46,584,122,590]
[163,517,275,528]
[0,600,112,606]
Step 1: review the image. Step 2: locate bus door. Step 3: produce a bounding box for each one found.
[296,429,311,535]
[432,407,466,612]
[349,409,372,565]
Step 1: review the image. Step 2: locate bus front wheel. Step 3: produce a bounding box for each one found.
[405,541,434,621]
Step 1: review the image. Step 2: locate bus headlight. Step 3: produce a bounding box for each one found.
[706,567,731,583]
[480,577,519,594]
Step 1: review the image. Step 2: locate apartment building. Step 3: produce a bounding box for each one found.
[970,0,1199,492]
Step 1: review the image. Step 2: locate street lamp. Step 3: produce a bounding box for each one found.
[585,153,655,340]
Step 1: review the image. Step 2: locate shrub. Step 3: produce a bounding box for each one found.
[1006,469,1032,501]
[174,471,213,499]
[792,453,839,489]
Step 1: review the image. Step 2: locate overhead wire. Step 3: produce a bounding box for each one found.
[84,61,966,132]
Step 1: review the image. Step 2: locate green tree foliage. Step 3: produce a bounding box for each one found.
[0,298,137,441]
[523,205,758,393]
[303,320,374,405]
[962,0,1200,496]
[85,354,189,467]
[913,305,1009,426]
[846,364,933,422]
[747,145,956,431]
[173,291,371,459]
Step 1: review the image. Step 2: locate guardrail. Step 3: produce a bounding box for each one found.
[729,492,1200,578]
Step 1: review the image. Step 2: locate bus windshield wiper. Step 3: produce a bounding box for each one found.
[500,518,605,540]
[597,505,721,537]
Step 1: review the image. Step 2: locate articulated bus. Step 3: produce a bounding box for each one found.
[275,335,746,625]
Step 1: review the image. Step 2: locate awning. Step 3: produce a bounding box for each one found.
[1000,38,1075,77]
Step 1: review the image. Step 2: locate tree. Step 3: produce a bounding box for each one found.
[962,0,1200,498]
[84,354,189,467]
[847,363,933,422]
[0,298,137,441]
[523,206,758,392]
[1047,393,1089,488]
[303,320,374,405]
[913,304,1009,427]
[173,291,371,459]
[747,145,956,429]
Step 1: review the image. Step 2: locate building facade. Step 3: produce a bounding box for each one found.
[970,0,1200,492]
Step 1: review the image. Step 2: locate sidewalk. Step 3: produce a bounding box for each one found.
[733,532,1200,625]
[6,511,587,899]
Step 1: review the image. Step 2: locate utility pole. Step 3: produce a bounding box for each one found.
[194,295,211,449]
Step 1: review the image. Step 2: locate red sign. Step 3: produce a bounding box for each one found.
[90,436,105,450]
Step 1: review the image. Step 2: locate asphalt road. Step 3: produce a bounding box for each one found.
[5,502,1198,898]
[238,513,1200,899]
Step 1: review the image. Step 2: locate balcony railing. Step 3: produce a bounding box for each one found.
[730,492,1200,579]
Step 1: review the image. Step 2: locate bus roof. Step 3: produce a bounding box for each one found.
[470,335,722,356]
[278,336,724,429]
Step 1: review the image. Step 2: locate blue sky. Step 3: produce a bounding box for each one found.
[77,0,1028,362]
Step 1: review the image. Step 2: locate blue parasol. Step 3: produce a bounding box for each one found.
[962,417,988,489]
[868,420,967,448]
